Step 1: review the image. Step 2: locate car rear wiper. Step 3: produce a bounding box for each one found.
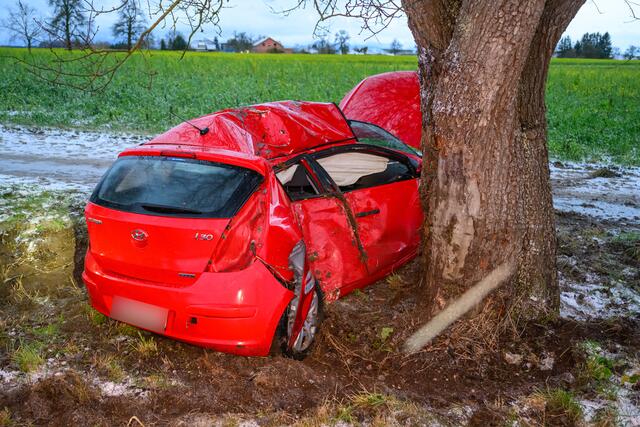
[140,204,204,215]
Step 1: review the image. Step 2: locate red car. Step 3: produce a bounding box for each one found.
[83,72,423,358]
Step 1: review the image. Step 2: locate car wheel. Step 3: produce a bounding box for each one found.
[272,286,323,360]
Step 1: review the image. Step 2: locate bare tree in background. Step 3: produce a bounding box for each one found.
[47,0,86,50]
[624,45,639,59]
[3,0,42,53]
[334,30,350,54]
[112,0,146,50]
[353,45,368,54]
[389,38,401,55]
[226,32,256,52]
[9,0,640,349]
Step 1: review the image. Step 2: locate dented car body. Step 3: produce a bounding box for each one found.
[83,73,423,357]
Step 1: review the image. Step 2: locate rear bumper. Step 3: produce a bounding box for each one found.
[82,251,293,356]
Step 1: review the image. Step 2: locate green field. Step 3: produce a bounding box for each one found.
[0,49,638,164]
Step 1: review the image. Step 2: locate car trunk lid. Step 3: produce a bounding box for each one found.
[85,154,263,286]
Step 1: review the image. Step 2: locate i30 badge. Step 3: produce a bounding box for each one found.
[131,229,148,241]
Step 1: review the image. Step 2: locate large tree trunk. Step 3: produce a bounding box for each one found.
[403,0,584,332]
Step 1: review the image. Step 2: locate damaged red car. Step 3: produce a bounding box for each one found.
[83,73,423,358]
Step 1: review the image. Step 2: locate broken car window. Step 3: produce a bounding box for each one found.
[276,163,321,201]
[316,151,414,192]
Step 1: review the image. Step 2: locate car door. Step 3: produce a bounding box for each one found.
[311,145,422,280]
[274,157,369,301]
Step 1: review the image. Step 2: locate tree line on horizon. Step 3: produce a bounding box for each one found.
[1,0,410,55]
[3,0,637,59]
[556,32,639,60]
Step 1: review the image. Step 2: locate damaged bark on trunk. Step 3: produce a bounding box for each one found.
[403,0,585,332]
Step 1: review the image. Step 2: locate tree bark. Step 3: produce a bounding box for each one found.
[403,0,584,330]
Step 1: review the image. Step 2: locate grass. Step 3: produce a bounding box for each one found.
[0,408,10,427]
[12,342,45,372]
[592,406,619,427]
[611,231,640,262]
[576,340,621,400]
[536,388,583,425]
[547,59,640,165]
[10,276,39,305]
[0,49,638,164]
[133,332,158,357]
[385,272,405,288]
[93,354,126,382]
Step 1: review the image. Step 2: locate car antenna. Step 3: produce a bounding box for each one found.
[169,107,209,136]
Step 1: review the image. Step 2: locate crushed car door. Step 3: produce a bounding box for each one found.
[312,146,422,277]
[275,157,368,301]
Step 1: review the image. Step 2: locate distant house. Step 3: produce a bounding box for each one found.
[252,37,292,53]
[194,38,218,51]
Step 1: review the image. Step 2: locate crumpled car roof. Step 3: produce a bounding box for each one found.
[340,71,421,149]
[144,101,355,160]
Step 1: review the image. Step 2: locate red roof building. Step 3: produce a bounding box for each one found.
[252,37,292,54]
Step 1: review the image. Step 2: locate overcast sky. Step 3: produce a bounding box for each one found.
[0,0,638,50]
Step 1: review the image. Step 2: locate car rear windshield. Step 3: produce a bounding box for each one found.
[91,156,263,218]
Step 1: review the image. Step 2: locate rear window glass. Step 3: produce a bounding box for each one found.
[91,156,263,218]
[349,120,420,156]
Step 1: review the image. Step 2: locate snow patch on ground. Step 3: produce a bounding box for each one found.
[0,361,147,399]
[560,272,640,320]
[93,377,146,397]
[551,161,640,221]
[0,124,146,193]
[0,369,18,383]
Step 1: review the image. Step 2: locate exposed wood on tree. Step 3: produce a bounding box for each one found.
[404,261,515,353]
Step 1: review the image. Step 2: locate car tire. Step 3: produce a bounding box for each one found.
[271,286,323,360]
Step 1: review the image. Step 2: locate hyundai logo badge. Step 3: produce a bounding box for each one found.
[131,229,148,241]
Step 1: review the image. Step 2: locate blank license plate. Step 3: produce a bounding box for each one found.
[110,296,168,333]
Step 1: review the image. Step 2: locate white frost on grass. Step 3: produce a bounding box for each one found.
[0,362,147,399]
[551,162,640,221]
[0,369,18,383]
[560,271,640,321]
[0,124,146,193]
[94,378,143,397]
[579,384,640,426]
[0,124,144,160]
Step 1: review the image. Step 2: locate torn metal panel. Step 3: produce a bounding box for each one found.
[291,196,368,302]
[144,101,356,160]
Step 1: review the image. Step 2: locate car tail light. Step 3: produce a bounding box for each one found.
[205,192,265,273]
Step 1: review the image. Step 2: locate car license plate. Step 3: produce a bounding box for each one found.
[110,296,168,334]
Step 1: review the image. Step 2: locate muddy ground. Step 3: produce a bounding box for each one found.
[0,126,638,426]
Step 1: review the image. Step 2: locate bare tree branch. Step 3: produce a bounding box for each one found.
[274,0,403,39]
[624,0,640,19]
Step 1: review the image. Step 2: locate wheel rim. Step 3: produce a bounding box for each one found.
[289,290,319,353]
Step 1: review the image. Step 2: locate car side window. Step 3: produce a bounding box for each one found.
[276,163,321,201]
[349,120,420,156]
[315,151,414,193]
